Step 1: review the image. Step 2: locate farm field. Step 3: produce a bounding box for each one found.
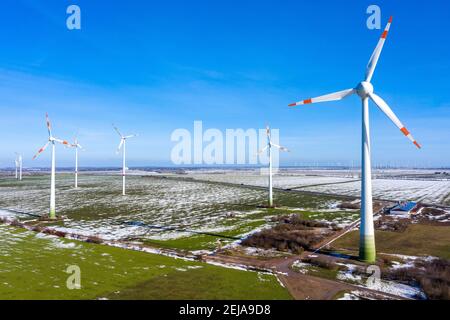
[184,169,450,205]
[0,173,356,251]
[332,224,450,259]
[186,170,358,189]
[1,170,448,300]
[303,179,450,205]
[0,224,291,299]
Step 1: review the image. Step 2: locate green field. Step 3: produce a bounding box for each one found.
[0,224,291,300]
[332,224,450,259]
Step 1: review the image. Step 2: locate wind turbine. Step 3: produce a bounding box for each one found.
[288,17,421,263]
[32,113,70,219]
[70,136,83,189]
[15,153,22,181]
[113,125,137,195]
[258,125,289,207]
[14,156,18,179]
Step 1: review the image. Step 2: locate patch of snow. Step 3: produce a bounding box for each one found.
[338,292,361,300]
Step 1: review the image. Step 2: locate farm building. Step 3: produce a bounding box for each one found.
[389,201,418,215]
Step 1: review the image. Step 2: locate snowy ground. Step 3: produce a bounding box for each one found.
[292,258,427,300]
[0,174,269,242]
[184,168,450,205]
[335,263,426,300]
[187,171,357,189]
[2,168,447,250]
[0,171,366,252]
[303,179,450,205]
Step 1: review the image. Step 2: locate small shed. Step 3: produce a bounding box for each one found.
[389,201,418,215]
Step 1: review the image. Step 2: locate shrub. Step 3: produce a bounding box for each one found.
[375,217,409,232]
[385,258,450,300]
[86,235,103,244]
[242,227,329,252]
[421,207,446,216]
[31,225,44,233]
[338,202,360,210]
[243,213,335,253]
[9,220,23,227]
[44,229,67,238]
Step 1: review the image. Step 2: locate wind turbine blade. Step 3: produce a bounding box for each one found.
[32,142,50,160]
[289,88,355,107]
[369,92,421,149]
[77,143,83,150]
[45,113,52,137]
[124,134,137,139]
[54,138,71,146]
[257,145,268,155]
[117,139,124,152]
[113,124,123,137]
[73,129,79,143]
[365,16,393,82]
[271,143,290,152]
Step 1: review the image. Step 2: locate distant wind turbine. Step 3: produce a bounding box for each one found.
[288,17,421,262]
[15,153,22,181]
[113,125,137,195]
[70,135,83,189]
[258,125,289,207]
[33,113,70,219]
[14,156,18,179]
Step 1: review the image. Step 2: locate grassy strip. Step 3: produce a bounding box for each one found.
[332,224,450,259]
[0,224,291,300]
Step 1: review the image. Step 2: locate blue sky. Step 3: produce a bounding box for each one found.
[0,0,449,167]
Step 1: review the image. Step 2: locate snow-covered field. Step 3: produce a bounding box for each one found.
[0,174,268,242]
[303,179,450,204]
[187,171,357,189]
[184,169,450,205]
[2,168,448,248]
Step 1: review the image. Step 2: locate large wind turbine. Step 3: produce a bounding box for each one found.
[113,125,137,195]
[258,125,289,207]
[70,136,83,189]
[33,113,70,219]
[15,153,22,181]
[288,17,421,262]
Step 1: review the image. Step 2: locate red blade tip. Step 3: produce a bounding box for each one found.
[288,103,297,107]
[389,16,393,23]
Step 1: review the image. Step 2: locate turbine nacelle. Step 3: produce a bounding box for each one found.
[356,81,374,98]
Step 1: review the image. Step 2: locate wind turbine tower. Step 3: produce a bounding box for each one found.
[113,125,137,196]
[258,125,289,207]
[33,113,70,219]
[70,137,83,189]
[15,153,22,181]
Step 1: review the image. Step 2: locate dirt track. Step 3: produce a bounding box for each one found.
[204,253,403,300]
